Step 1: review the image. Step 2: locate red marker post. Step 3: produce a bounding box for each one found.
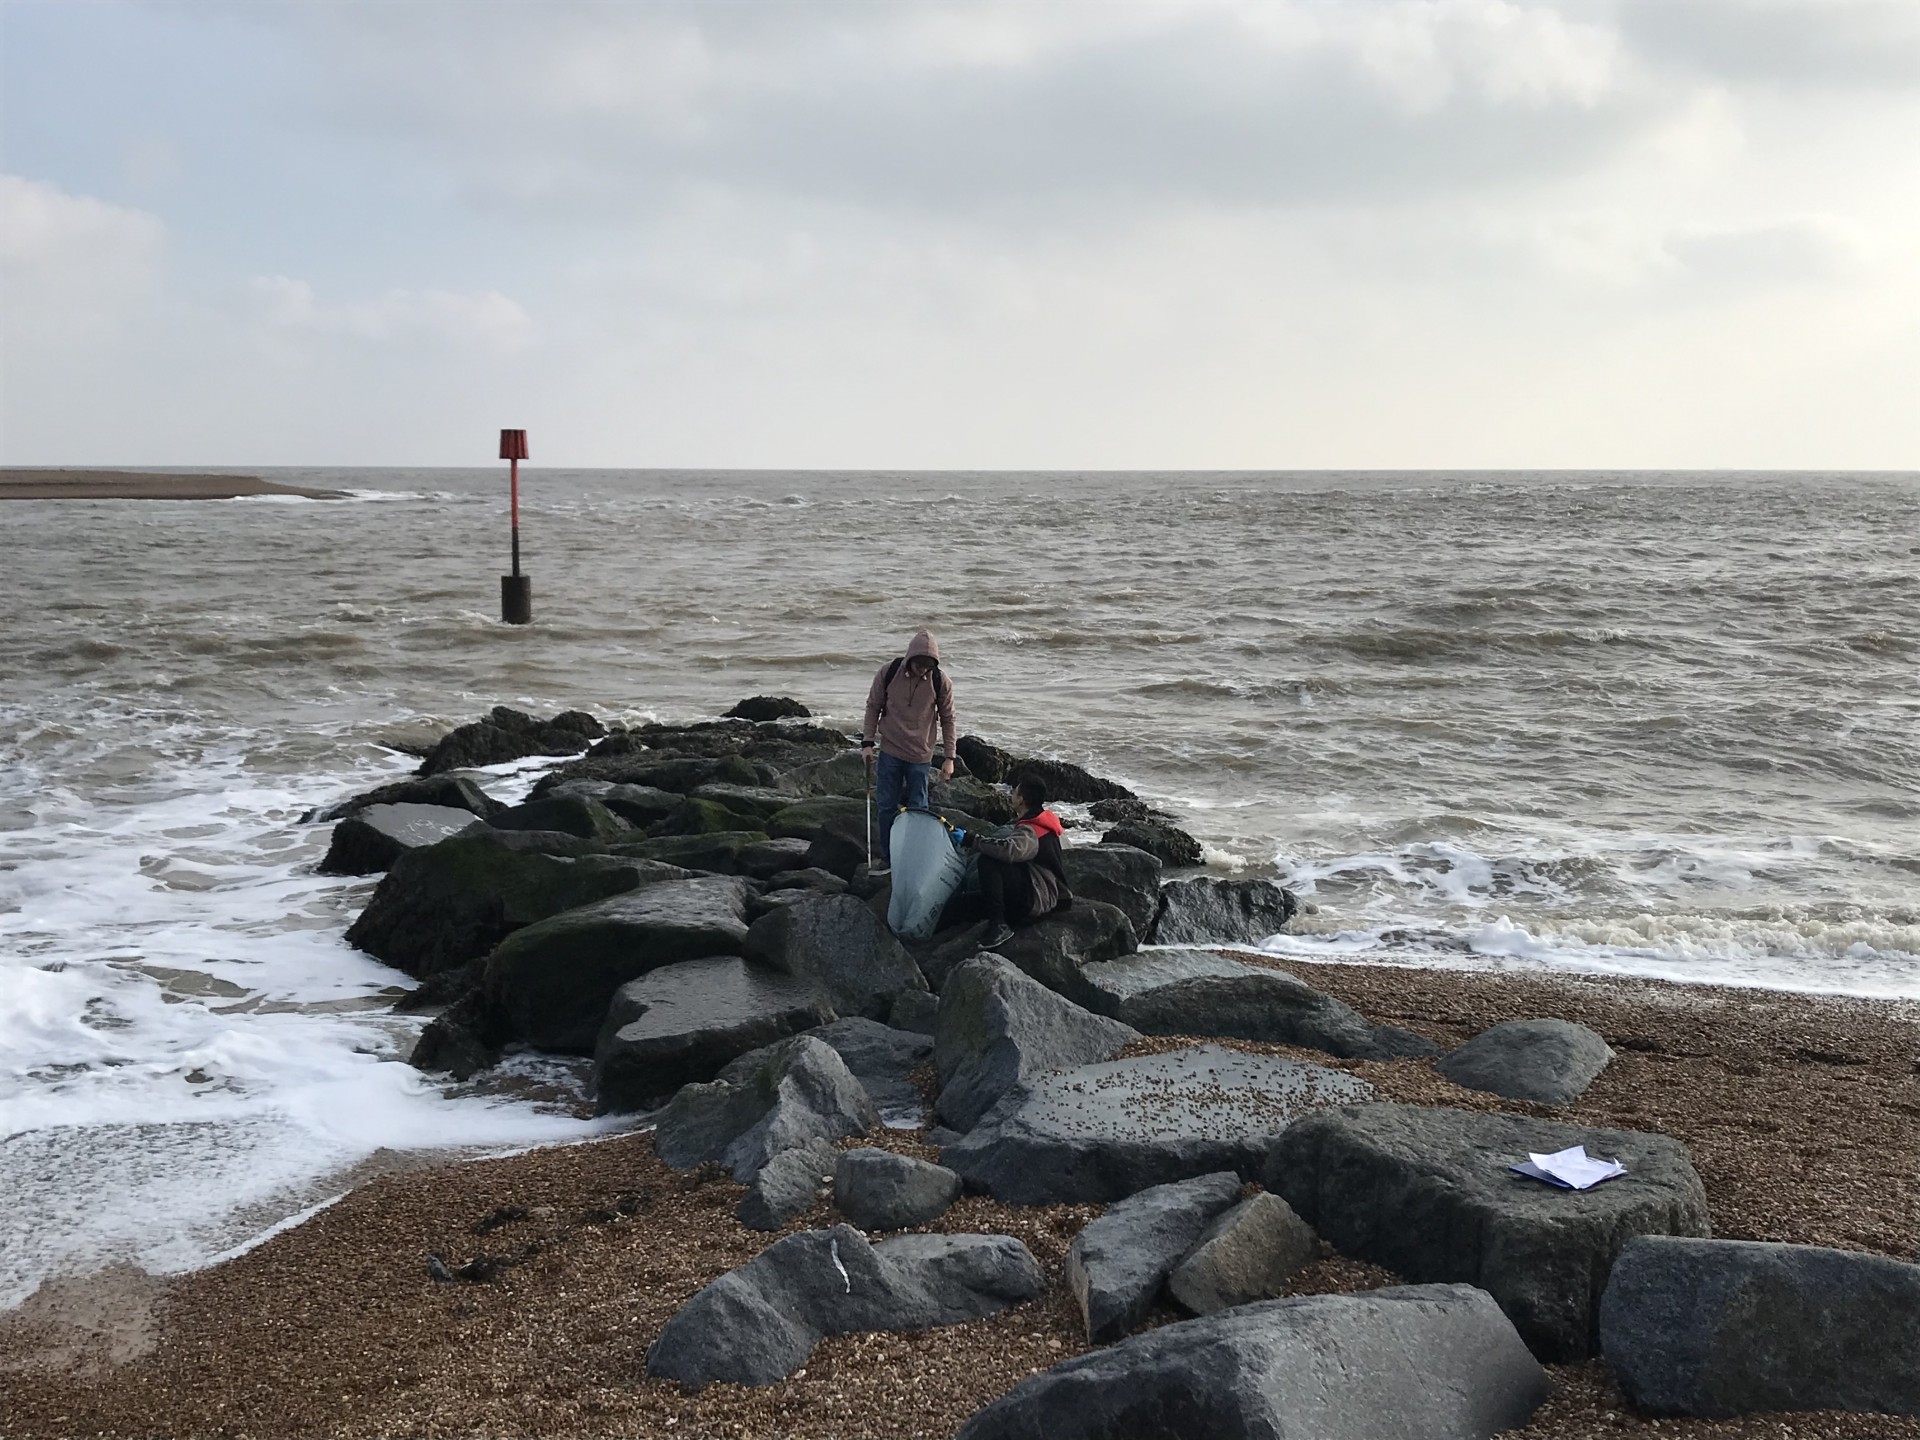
[499,428,532,624]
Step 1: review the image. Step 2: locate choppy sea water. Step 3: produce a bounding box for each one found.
[3,468,1916,1306]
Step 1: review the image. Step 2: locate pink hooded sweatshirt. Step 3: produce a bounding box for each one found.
[862,630,958,765]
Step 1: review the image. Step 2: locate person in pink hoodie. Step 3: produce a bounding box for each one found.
[860,629,958,870]
[965,774,1074,949]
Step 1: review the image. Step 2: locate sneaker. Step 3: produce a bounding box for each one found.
[981,923,1015,950]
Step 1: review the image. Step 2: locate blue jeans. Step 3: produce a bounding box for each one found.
[873,750,930,864]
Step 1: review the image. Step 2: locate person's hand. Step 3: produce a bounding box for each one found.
[937,759,955,782]
[863,745,877,769]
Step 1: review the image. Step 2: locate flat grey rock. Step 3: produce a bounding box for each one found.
[992,900,1138,997]
[943,1044,1375,1205]
[934,956,1138,1132]
[834,1148,962,1231]
[1168,1192,1319,1316]
[807,1017,933,1127]
[483,876,752,1052]
[954,1284,1550,1440]
[309,773,504,825]
[1437,1018,1614,1105]
[1150,877,1298,945]
[1065,1172,1243,1342]
[737,1137,838,1231]
[1059,845,1162,939]
[646,1224,1045,1388]
[1600,1237,1920,1419]
[1077,949,1437,1060]
[766,866,848,894]
[318,802,484,876]
[590,958,834,1113]
[745,893,928,1020]
[1266,1103,1710,1361]
[653,1034,878,1180]
[736,835,817,880]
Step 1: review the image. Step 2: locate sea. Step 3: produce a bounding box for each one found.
[3,467,1916,1308]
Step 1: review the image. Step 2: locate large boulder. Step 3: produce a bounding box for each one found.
[1101,821,1201,868]
[488,793,631,841]
[955,735,1017,784]
[545,779,683,829]
[1437,1019,1614,1106]
[1058,845,1162,939]
[652,1035,879,1180]
[736,836,816,879]
[1599,1237,1920,1419]
[1013,757,1135,804]
[806,1017,933,1128]
[833,1148,962,1231]
[767,795,870,841]
[943,1044,1375,1205]
[1065,1172,1243,1342]
[483,876,752,1052]
[306,772,503,823]
[417,705,604,775]
[1168,1193,1320,1316]
[1265,1104,1712,1361]
[931,776,1017,824]
[591,957,835,1113]
[614,830,770,874]
[1150,877,1298,945]
[933,956,1138,1132]
[953,1285,1549,1440]
[646,1225,1045,1388]
[737,1137,838,1231]
[724,695,811,721]
[317,803,482,876]
[345,831,686,977]
[744,894,928,1021]
[644,796,748,837]
[992,900,1138,999]
[785,750,869,799]
[533,752,761,798]
[689,783,797,825]
[1075,949,1437,1061]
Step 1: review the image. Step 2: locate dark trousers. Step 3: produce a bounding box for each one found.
[978,855,1037,927]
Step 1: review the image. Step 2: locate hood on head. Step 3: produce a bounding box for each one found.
[906,630,939,662]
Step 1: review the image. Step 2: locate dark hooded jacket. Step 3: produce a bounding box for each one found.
[970,808,1072,917]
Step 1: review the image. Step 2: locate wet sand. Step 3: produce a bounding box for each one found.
[0,469,345,500]
[2,960,1915,1440]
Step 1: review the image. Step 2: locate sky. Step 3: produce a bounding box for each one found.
[2,0,1917,469]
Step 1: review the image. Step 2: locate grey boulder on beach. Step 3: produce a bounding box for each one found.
[954,1284,1550,1440]
[652,1034,878,1181]
[1437,1018,1614,1106]
[1064,1171,1244,1342]
[943,1044,1375,1205]
[1600,1236,1920,1418]
[647,1224,1044,1388]
[1267,1103,1711,1361]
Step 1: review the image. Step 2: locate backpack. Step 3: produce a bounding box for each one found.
[876,655,949,719]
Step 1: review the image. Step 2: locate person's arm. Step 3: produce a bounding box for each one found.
[970,825,1038,863]
[936,672,958,775]
[861,665,887,757]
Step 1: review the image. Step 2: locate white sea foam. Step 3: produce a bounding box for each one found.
[0,737,613,1310]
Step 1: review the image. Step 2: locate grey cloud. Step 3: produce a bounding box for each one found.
[1615,0,1920,88]
[273,2,1663,221]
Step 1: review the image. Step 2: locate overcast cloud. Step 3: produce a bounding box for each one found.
[1,0,1915,467]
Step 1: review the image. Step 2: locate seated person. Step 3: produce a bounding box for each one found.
[966,774,1073,949]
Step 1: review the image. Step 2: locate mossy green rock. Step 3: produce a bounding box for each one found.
[767,796,870,841]
[648,796,744,837]
[616,831,771,873]
[345,830,686,978]
[691,783,798,823]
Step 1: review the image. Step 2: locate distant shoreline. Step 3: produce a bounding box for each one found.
[0,469,346,501]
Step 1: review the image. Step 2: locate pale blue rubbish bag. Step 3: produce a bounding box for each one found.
[886,809,969,941]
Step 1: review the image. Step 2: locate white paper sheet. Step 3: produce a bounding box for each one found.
[1524,1145,1625,1190]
